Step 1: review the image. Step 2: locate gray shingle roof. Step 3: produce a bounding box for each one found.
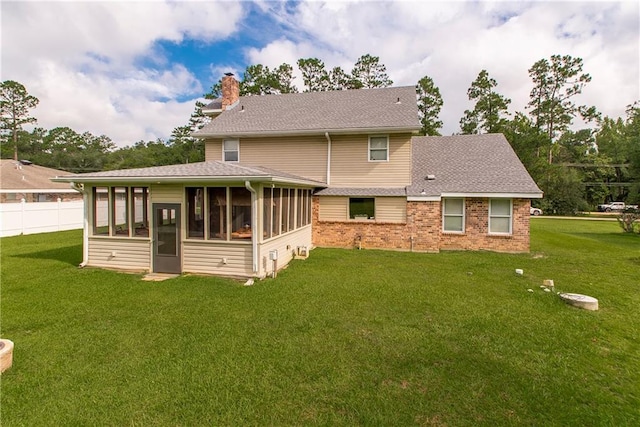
[407,134,542,197]
[52,161,324,186]
[314,187,406,197]
[194,86,420,137]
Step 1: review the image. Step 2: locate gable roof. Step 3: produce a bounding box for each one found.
[194,86,420,138]
[407,134,542,198]
[0,160,77,192]
[51,161,324,187]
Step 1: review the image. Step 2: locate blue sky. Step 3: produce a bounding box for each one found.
[2,0,639,147]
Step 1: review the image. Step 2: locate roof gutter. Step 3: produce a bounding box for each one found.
[52,175,323,187]
[194,126,422,139]
[244,181,259,275]
[71,182,90,267]
[325,132,331,186]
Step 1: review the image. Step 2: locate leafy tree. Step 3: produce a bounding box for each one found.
[350,54,393,89]
[527,54,599,163]
[240,63,298,96]
[625,101,640,203]
[595,116,631,202]
[459,70,510,134]
[35,127,114,172]
[416,75,443,136]
[328,66,351,91]
[0,80,39,160]
[271,63,297,94]
[297,58,330,92]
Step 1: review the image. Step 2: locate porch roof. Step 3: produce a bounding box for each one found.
[51,161,325,187]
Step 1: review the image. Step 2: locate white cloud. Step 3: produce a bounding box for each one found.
[1,0,244,147]
[251,0,639,134]
[1,0,637,149]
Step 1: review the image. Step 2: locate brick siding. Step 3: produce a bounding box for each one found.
[312,196,530,253]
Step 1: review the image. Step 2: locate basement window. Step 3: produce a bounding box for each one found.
[349,198,375,220]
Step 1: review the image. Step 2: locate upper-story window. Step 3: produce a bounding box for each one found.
[223,139,239,162]
[369,136,389,161]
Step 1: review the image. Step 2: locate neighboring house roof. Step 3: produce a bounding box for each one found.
[194,86,421,138]
[202,98,223,114]
[0,160,77,192]
[407,134,543,198]
[52,161,324,187]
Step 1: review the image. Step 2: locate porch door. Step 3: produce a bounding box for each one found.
[153,203,181,273]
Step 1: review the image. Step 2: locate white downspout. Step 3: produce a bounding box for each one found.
[325,132,331,185]
[71,182,89,267]
[244,181,258,274]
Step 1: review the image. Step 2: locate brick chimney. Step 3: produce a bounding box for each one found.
[221,73,240,110]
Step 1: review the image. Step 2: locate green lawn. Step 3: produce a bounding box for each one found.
[1,220,639,426]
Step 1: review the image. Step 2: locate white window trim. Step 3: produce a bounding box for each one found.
[222,139,239,162]
[489,198,513,235]
[442,197,465,233]
[368,135,389,162]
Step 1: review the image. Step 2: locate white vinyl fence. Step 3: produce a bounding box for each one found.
[0,199,84,237]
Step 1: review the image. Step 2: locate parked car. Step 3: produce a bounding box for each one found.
[597,202,639,212]
[530,207,542,216]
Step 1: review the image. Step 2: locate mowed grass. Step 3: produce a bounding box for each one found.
[1,220,639,426]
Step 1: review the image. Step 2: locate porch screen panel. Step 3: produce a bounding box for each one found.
[208,187,227,240]
[112,187,129,236]
[231,187,252,240]
[132,187,149,237]
[93,187,109,235]
[272,188,281,237]
[187,187,204,239]
[282,189,290,232]
[288,189,296,232]
[263,188,273,239]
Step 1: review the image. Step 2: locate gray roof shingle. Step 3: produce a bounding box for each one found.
[1,160,75,190]
[314,187,406,197]
[407,134,542,197]
[194,86,420,137]
[52,161,324,186]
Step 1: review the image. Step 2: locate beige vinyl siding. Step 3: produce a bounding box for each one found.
[237,136,327,182]
[375,197,407,223]
[318,197,348,221]
[330,134,412,187]
[183,241,253,277]
[205,139,223,161]
[205,136,327,182]
[88,237,151,271]
[150,185,183,203]
[318,196,406,223]
[258,226,312,278]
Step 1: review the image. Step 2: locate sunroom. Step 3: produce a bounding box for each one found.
[52,162,322,278]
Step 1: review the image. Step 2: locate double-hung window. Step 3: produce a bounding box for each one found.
[489,199,512,235]
[223,139,239,162]
[349,198,375,219]
[443,198,464,233]
[369,136,389,161]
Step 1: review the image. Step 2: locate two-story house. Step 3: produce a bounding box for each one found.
[53,74,542,278]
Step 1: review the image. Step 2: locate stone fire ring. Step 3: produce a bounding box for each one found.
[559,293,599,311]
[0,339,14,373]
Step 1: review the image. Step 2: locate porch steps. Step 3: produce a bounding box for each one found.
[141,273,179,282]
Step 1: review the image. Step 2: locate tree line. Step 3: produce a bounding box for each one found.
[1,53,639,214]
